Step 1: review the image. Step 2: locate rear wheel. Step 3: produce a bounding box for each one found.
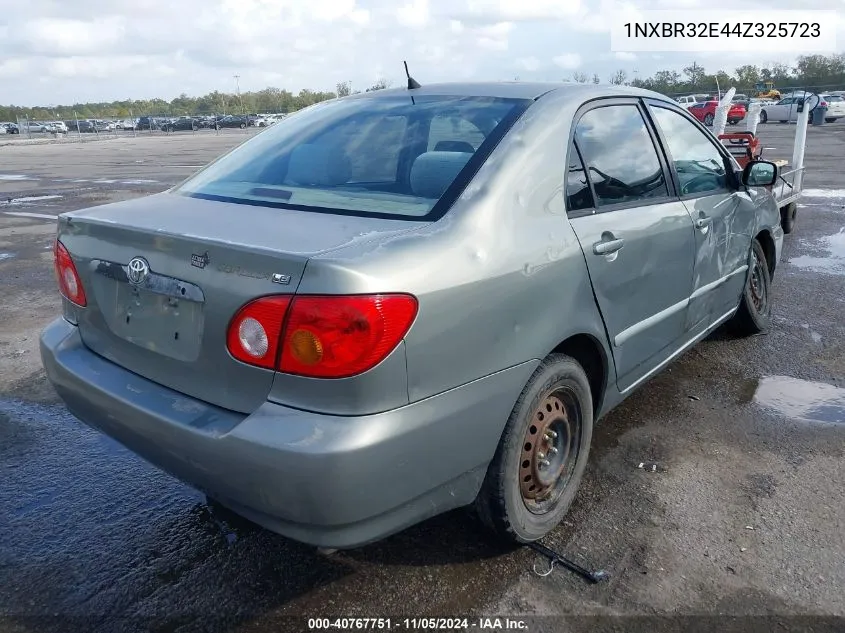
[476,354,593,543]
[760,110,768,123]
[826,118,837,123]
[730,239,772,336]
[781,202,797,234]
[704,113,714,126]
[239,123,246,129]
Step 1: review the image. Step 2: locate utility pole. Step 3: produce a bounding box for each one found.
[234,74,243,114]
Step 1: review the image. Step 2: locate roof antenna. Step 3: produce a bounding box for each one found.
[404,61,421,90]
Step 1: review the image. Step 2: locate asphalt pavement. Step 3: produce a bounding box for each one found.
[1,122,844,633]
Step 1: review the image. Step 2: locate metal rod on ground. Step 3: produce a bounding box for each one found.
[527,541,610,584]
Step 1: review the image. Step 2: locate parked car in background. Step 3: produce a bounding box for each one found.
[47,121,68,134]
[40,82,784,549]
[161,117,199,132]
[116,119,137,130]
[135,116,162,131]
[26,121,49,132]
[252,116,270,127]
[64,120,94,133]
[819,94,844,122]
[759,95,815,123]
[676,94,710,109]
[688,100,747,126]
[216,115,248,128]
[2,122,20,134]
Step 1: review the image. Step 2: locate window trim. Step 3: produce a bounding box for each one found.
[565,139,594,219]
[642,98,738,201]
[565,97,678,217]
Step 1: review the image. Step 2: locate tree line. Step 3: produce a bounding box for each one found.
[2,54,843,122]
[595,53,845,96]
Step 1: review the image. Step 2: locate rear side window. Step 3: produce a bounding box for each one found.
[650,107,728,196]
[175,95,529,221]
[574,105,669,207]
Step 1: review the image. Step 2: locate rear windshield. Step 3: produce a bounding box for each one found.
[824,95,843,102]
[175,95,530,221]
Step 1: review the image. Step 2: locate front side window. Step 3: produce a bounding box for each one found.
[574,105,669,207]
[175,95,529,220]
[651,106,728,196]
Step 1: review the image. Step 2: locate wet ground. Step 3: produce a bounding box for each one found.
[1,123,845,632]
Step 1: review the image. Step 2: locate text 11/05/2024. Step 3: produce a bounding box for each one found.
[307,617,528,630]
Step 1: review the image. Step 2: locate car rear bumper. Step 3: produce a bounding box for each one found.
[40,317,535,548]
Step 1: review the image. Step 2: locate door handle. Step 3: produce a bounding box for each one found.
[593,238,625,255]
[695,216,712,230]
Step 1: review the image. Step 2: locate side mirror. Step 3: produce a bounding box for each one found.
[742,160,778,187]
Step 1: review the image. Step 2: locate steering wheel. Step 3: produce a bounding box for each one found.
[681,174,718,195]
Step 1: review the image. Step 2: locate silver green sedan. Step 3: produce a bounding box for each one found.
[40,82,783,548]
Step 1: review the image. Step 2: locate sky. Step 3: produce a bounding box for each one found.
[0,0,843,106]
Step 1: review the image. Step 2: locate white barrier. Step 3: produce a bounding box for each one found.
[712,87,736,137]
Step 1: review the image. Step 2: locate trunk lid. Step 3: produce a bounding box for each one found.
[59,192,424,413]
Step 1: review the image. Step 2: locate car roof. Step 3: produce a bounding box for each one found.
[344,81,676,105]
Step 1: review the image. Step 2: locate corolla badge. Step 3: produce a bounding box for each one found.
[127,257,150,285]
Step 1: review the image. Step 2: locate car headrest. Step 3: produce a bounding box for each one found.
[285,144,351,186]
[410,151,473,199]
[434,140,476,153]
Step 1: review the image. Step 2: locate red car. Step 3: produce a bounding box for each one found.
[688,101,747,126]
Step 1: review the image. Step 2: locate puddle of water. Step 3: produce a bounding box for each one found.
[749,376,845,425]
[121,179,158,184]
[0,252,15,261]
[789,228,845,275]
[1,195,63,205]
[802,189,845,199]
[0,174,37,181]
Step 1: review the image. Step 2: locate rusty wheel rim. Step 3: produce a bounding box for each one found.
[749,249,768,314]
[519,389,582,515]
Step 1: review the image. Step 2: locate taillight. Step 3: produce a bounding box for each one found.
[227,296,292,369]
[53,240,87,307]
[226,294,418,378]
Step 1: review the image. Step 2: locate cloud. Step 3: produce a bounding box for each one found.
[516,56,542,72]
[553,54,583,70]
[395,0,430,27]
[1,0,843,105]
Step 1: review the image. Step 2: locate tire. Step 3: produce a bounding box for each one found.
[760,110,768,123]
[475,354,594,543]
[239,123,246,129]
[704,113,714,126]
[730,239,772,336]
[781,202,797,234]
[826,118,837,123]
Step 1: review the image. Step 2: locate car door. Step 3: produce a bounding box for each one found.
[566,100,697,392]
[646,101,754,330]
[768,98,793,121]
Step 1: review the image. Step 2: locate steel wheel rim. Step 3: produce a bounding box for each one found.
[519,388,582,515]
[749,250,768,314]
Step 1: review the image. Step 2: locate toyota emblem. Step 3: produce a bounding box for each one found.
[127,257,150,285]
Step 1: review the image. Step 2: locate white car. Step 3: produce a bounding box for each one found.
[47,121,68,133]
[26,121,48,132]
[676,94,710,109]
[819,94,844,122]
[115,119,137,130]
[760,93,843,123]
